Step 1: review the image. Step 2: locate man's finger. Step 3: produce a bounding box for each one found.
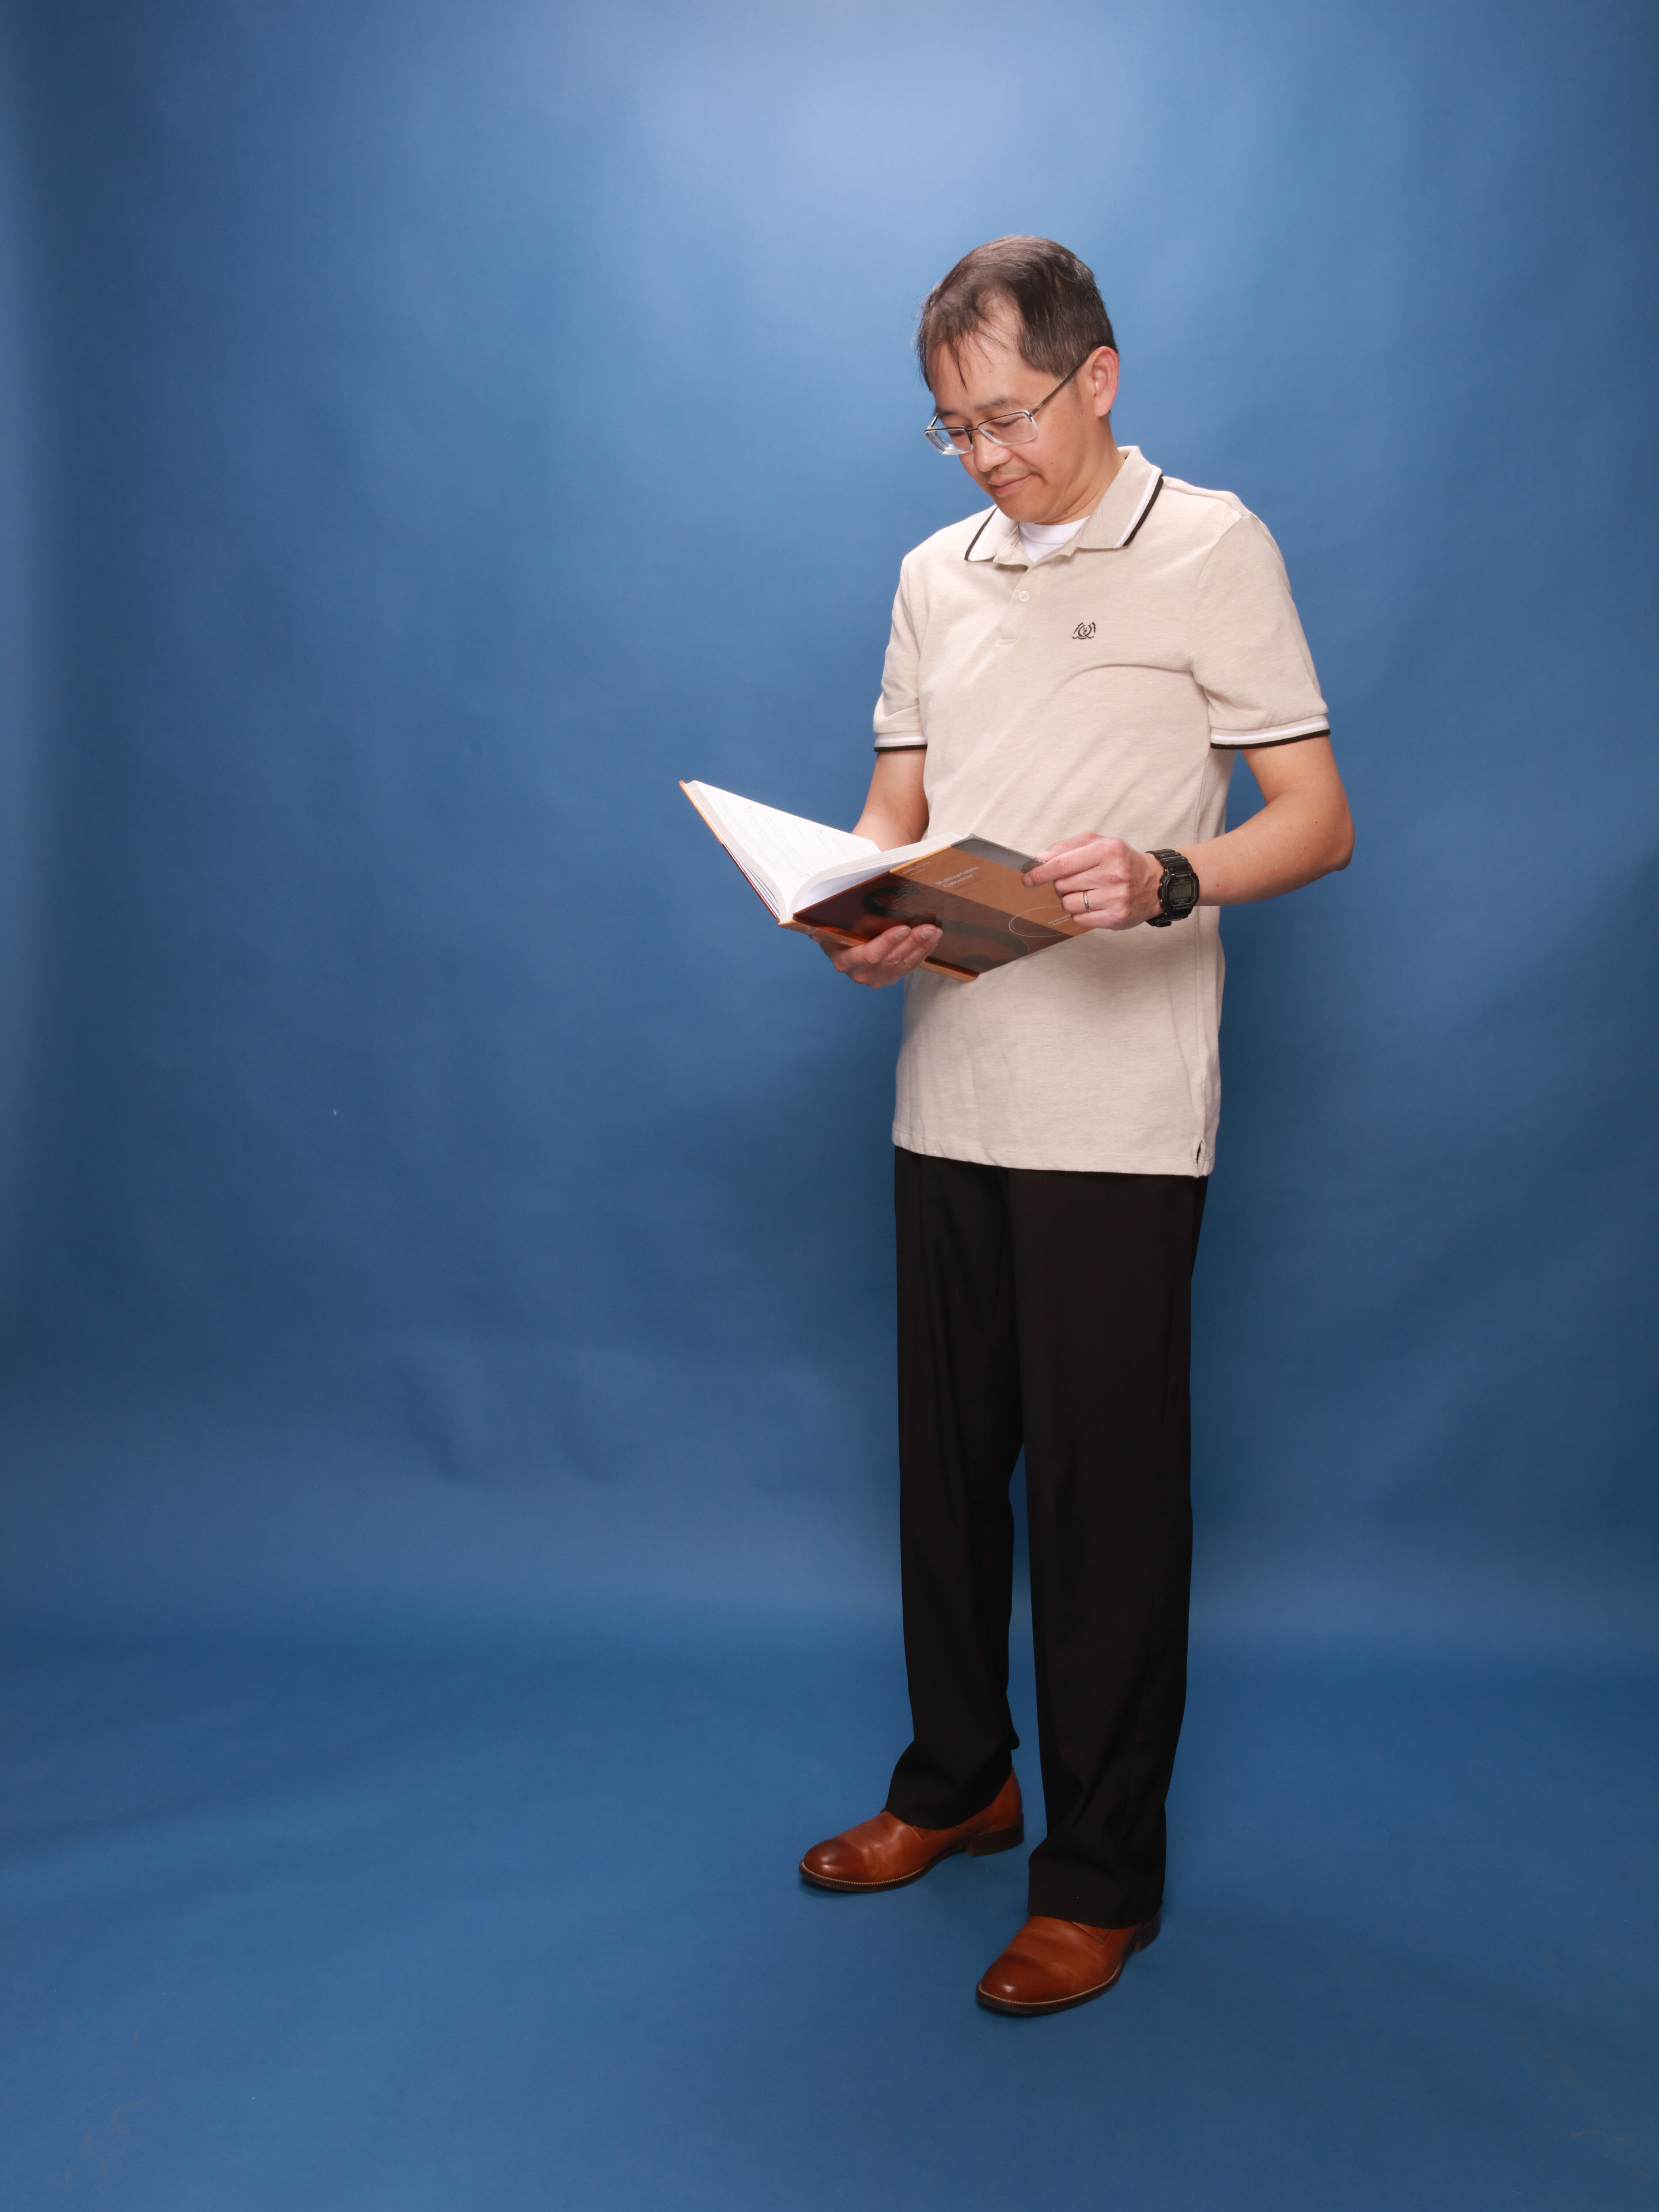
[1031,833,1095,865]
[1027,836,1128,887]
[1055,873,1128,899]
[865,939,941,972]
[832,923,942,975]
[849,929,915,964]
[1025,847,1107,887]
[831,925,910,964]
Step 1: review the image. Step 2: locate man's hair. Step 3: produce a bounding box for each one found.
[916,236,1116,389]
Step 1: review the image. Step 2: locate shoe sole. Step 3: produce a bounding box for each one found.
[974,1912,1162,2016]
[798,1820,1025,1893]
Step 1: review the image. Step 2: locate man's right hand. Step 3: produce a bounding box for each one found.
[813,924,942,987]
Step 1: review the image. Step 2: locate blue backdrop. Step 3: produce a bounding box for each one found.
[0,3,1654,2206]
[1,0,1653,1645]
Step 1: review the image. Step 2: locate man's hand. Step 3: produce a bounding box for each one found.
[814,923,942,987]
[1024,836,1164,929]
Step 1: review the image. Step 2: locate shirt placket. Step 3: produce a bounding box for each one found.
[996,558,1048,644]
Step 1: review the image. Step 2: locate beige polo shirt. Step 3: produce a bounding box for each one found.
[872,445,1328,1176]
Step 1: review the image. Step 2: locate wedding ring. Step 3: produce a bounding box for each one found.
[1081,891,1092,912]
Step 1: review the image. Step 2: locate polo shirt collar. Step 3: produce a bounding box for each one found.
[965,445,1164,565]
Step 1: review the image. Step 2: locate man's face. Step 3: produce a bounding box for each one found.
[927,303,1119,524]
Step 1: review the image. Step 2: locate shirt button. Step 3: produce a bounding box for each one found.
[1018,589,1030,601]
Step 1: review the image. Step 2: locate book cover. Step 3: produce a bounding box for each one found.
[789,837,1080,978]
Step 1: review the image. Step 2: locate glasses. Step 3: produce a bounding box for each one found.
[923,358,1089,455]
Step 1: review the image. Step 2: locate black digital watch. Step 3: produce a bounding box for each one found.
[1146,849,1199,927]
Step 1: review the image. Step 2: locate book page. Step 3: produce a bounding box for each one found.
[684,783,877,914]
[793,835,949,911]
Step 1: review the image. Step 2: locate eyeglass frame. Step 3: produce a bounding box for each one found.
[923,354,1094,456]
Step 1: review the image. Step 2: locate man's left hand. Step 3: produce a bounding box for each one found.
[1024,835,1166,930]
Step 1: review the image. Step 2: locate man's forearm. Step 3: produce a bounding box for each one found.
[1181,779,1354,907]
[853,805,925,850]
[852,749,930,853]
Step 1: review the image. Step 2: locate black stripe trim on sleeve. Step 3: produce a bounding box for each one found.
[1212,724,1331,751]
[874,740,927,752]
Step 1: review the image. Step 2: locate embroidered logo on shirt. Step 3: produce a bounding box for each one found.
[1073,622,1096,640]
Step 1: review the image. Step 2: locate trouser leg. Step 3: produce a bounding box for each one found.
[885,1147,1024,1830]
[1012,1169,1206,1927]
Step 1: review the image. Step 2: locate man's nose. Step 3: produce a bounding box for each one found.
[968,427,1008,474]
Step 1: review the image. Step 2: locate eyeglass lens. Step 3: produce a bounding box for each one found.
[929,411,1037,454]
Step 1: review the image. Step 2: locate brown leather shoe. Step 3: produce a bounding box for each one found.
[798,1771,1024,1892]
[975,1911,1161,2016]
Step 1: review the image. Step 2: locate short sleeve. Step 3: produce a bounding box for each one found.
[872,560,926,751]
[1191,514,1329,746]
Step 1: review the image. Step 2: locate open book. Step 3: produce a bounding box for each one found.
[681,781,1082,981]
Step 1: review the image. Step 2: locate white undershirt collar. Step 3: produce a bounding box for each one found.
[1016,514,1091,564]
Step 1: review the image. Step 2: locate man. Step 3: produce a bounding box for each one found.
[797,237,1353,2016]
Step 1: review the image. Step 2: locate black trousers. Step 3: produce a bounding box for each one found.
[885,1147,1207,1928]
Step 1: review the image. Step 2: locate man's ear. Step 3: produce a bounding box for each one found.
[1088,347,1120,420]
